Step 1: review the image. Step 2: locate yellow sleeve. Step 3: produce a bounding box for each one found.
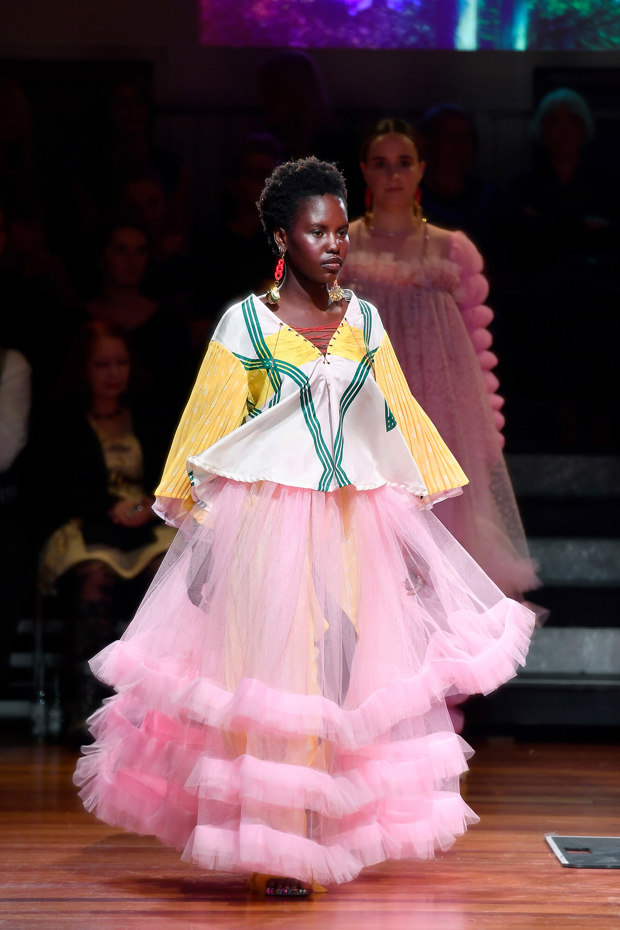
[154,340,249,510]
[373,332,468,499]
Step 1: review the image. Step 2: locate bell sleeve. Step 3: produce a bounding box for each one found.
[373,331,469,504]
[153,339,249,525]
[450,230,506,444]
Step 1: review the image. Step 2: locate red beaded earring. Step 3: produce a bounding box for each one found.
[266,252,286,305]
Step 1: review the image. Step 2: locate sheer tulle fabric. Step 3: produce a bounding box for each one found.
[343,223,538,599]
[75,477,534,886]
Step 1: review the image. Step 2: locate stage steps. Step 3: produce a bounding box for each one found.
[0,615,64,738]
[466,453,620,733]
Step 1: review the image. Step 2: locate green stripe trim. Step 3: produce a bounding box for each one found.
[242,298,282,403]
[236,300,379,491]
[332,354,375,486]
[233,353,268,371]
[235,322,335,490]
[358,299,373,347]
[385,400,397,432]
[301,382,334,491]
[275,360,334,490]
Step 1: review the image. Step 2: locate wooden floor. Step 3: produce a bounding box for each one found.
[1,737,619,929]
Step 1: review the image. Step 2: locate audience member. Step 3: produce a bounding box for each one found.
[1,192,78,311]
[38,321,176,741]
[255,51,361,209]
[115,165,192,302]
[74,76,190,243]
[510,88,615,272]
[0,194,80,427]
[501,88,620,450]
[0,337,32,681]
[256,51,336,161]
[0,77,36,200]
[192,133,282,343]
[418,104,503,270]
[85,220,194,431]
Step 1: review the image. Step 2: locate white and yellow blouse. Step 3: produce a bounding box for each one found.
[154,293,467,524]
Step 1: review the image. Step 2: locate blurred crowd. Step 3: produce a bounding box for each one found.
[1,52,619,734]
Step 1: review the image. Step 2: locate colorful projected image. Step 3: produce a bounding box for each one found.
[200,0,620,51]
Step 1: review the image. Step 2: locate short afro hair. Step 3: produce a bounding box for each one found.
[258,156,347,254]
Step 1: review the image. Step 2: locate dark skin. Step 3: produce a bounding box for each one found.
[255,194,349,898]
[261,193,349,327]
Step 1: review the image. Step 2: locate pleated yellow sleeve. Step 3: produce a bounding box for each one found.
[373,332,469,499]
[154,340,249,510]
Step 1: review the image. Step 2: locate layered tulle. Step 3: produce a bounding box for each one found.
[343,221,539,600]
[75,477,534,886]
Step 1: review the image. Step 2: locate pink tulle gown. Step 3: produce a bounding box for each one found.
[343,219,539,601]
[74,293,535,889]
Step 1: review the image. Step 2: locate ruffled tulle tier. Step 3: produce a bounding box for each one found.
[77,698,478,885]
[75,477,535,885]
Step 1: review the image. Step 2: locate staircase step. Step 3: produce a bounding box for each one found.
[528,538,620,587]
[464,628,620,732]
[518,499,620,538]
[534,587,620,627]
[516,627,620,680]
[0,699,35,719]
[506,454,620,498]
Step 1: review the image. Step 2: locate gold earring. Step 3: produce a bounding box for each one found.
[327,280,345,302]
[266,252,286,305]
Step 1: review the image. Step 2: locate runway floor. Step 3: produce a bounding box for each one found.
[1,737,619,929]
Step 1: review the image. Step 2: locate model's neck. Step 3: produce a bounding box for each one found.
[368,204,417,234]
[280,267,332,312]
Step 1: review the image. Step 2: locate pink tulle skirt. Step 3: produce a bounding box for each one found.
[74,477,535,886]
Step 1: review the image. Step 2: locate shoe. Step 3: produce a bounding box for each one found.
[265,878,312,897]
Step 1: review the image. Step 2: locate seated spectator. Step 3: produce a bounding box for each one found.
[0,194,81,432]
[255,51,360,208]
[192,133,281,342]
[501,88,620,450]
[1,191,78,311]
[256,51,336,160]
[38,321,176,741]
[0,339,31,682]
[115,166,192,303]
[75,75,190,239]
[0,77,36,200]
[85,219,194,431]
[418,104,503,269]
